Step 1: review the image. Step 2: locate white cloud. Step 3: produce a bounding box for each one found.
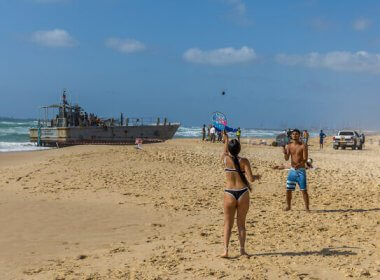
[310,17,334,31]
[353,18,371,31]
[31,29,75,47]
[224,0,251,25]
[228,0,246,15]
[105,38,146,54]
[276,51,380,74]
[183,46,256,65]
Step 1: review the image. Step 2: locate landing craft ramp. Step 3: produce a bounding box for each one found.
[29,91,180,146]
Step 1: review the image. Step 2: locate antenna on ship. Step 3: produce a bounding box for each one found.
[62,88,71,105]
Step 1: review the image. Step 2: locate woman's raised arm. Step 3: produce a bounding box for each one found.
[222,130,229,155]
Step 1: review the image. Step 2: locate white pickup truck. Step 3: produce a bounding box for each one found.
[333,130,363,150]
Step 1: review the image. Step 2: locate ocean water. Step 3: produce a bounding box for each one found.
[0,118,285,152]
[174,126,283,138]
[0,119,49,152]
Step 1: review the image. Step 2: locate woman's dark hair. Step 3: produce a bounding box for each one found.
[228,139,251,191]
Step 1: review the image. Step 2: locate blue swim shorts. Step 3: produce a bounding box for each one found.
[286,168,307,191]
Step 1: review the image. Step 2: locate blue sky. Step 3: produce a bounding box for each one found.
[1,0,380,129]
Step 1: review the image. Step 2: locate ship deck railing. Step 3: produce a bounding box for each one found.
[32,117,180,128]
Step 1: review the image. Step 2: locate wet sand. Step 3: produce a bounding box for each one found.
[0,137,379,279]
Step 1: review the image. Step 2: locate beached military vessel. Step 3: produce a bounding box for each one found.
[29,91,180,146]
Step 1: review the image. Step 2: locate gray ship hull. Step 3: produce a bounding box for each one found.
[30,124,180,146]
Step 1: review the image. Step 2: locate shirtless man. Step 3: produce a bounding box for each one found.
[282,129,310,211]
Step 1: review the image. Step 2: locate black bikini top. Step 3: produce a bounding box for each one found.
[224,156,245,173]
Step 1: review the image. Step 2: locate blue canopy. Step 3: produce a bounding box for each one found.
[215,125,237,133]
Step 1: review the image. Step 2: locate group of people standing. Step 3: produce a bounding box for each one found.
[220,129,310,258]
[202,124,241,143]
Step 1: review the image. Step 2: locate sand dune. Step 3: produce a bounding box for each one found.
[0,137,379,279]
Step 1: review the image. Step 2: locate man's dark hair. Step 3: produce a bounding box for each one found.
[292,129,301,134]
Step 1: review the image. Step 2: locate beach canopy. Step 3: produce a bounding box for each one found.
[215,125,237,133]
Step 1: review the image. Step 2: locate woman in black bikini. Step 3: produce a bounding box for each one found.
[221,130,260,258]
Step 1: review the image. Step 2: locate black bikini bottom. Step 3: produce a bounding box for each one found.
[224,187,249,200]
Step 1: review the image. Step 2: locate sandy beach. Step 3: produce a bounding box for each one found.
[0,136,379,279]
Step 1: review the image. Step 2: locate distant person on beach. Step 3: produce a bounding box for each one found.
[360,133,365,146]
[202,124,206,141]
[207,125,211,141]
[236,127,241,142]
[221,130,260,258]
[282,129,310,212]
[303,130,309,145]
[135,138,143,150]
[217,130,223,142]
[319,130,326,149]
[210,126,216,143]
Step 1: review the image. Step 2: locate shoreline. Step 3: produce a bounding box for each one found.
[4,132,380,153]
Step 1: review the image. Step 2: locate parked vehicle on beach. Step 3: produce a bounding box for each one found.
[333,130,363,150]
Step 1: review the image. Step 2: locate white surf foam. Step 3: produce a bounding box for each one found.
[0,126,30,136]
[175,126,283,138]
[0,142,51,153]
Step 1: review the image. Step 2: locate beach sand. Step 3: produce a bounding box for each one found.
[0,136,379,279]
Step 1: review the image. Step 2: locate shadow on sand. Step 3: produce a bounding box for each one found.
[250,247,358,257]
[313,208,380,213]
[226,247,358,260]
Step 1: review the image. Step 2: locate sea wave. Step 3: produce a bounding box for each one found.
[0,119,35,142]
[174,126,203,138]
[174,127,282,138]
[242,129,283,138]
[0,121,37,126]
[0,126,30,136]
[0,142,51,153]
